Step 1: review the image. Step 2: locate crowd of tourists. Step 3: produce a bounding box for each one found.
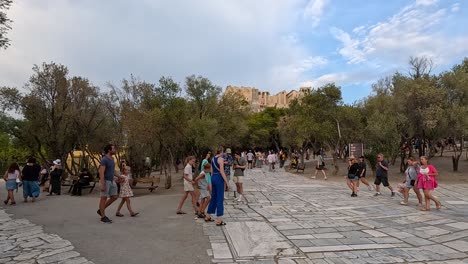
[1,145,444,225]
[345,154,442,211]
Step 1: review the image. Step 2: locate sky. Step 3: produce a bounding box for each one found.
[0,0,467,104]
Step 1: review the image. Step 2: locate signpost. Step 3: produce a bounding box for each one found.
[349,143,364,158]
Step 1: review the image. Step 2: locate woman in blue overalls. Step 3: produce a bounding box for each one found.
[205,147,229,226]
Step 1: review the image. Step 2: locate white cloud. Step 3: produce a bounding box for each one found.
[303,0,329,27]
[331,1,468,66]
[300,69,385,89]
[451,3,460,12]
[415,0,438,6]
[330,27,366,64]
[0,0,323,94]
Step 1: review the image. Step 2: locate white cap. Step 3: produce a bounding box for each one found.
[53,159,61,165]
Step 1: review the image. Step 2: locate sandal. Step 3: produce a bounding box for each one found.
[205,217,215,222]
[197,213,206,219]
[176,211,187,215]
[420,208,430,211]
[216,221,227,226]
[116,213,124,217]
[10,202,16,206]
[131,212,139,217]
[436,204,443,210]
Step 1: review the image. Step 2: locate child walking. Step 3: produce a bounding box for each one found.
[3,163,20,205]
[194,163,212,219]
[115,166,139,217]
[176,156,199,215]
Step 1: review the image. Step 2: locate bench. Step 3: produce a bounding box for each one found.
[296,163,306,173]
[63,176,97,194]
[132,177,160,192]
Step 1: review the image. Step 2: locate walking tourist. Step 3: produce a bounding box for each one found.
[206,147,229,226]
[417,156,442,211]
[48,159,63,196]
[194,162,212,219]
[401,157,423,206]
[223,148,233,197]
[21,157,41,203]
[313,151,327,180]
[347,156,360,197]
[246,150,254,169]
[267,151,277,171]
[233,151,247,202]
[374,154,396,197]
[115,166,139,217]
[97,144,119,224]
[3,162,20,205]
[255,151,263,168]
[279,150,287,168]
[357,156,373,190]
[176,156,199,215]
[201,151,211,170]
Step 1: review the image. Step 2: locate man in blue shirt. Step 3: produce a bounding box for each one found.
[97,144,119,223]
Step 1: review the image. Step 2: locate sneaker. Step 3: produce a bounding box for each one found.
[367,185,373,191]
[400,202,408,205]
[97,209,101,216]
[311,176,316,179]
[391,192,396,197]
[324,177,328,180]
[100,216,112,224]
[374,192,381,196]
[237,194,243,202]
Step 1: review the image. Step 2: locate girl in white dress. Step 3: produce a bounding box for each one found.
[115,166,139,217]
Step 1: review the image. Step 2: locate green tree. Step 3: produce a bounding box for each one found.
[0,0,13,49]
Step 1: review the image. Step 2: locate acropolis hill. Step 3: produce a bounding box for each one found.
[225,86,311,112]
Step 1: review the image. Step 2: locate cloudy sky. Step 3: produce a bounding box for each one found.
[0,0,467,103]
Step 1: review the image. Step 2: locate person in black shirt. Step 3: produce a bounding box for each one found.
[374,154,395,197]
[357,156,374,191]
[347,156,360,197]
[21,157,41,202]
[72,168,93,196]
[48,159,63,196]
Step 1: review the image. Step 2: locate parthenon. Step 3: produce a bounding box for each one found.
[225,86,311,112]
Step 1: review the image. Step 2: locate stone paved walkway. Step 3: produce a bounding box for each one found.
[201,167,468,264]
[0,210,93,264]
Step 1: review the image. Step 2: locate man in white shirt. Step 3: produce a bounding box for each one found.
[267,151,277,172]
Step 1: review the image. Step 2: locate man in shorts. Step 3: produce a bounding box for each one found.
[357,156,374,191]
[98,144,119,223]
[246,150,254,169]
[233,152,247,202]
[374,154,395,197]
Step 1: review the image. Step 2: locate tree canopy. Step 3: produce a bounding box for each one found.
[1,56,467,183]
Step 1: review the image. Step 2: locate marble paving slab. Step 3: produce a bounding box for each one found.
[225,221,298,258]
[445,201,468,205]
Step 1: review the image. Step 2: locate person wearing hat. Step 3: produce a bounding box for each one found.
[222,148,233,198]
[48,159,63,196]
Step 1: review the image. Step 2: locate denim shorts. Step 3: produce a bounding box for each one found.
[348,174,359,181]
[100,180,118,197]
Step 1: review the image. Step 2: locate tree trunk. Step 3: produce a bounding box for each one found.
[452,136,464,172]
